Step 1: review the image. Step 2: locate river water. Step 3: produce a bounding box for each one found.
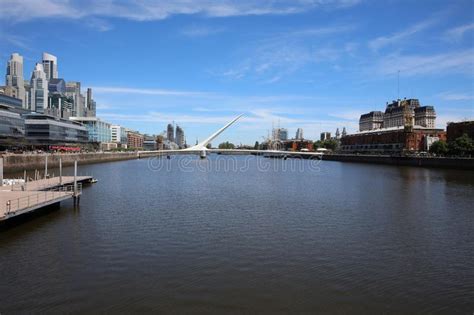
[1,156,473,314]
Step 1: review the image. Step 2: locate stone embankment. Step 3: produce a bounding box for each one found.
[2,152,139,173]
[2,151,473,173]
[322,154,474,170]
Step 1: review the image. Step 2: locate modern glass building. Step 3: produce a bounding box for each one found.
[0,105,26,147]
[48,78,66,94]
[24,114,88,144]
[0,94,29,147]
[0,94,23,108]
[70,117,111,143]
[42,52,58,80]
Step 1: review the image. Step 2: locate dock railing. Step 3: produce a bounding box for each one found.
[10,176,90,192]
[4,183,82,215]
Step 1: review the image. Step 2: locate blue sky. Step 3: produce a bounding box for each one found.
[1,0,473,144]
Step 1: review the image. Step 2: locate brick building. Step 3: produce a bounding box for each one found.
[340,126,446,153]
[283,140,314,151]
[446,121,474,142]
[127,130,144,149]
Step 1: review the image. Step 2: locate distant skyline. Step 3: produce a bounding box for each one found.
[1,0,473,144]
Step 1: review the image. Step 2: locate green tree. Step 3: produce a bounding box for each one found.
[448,134,474,157]
[429,140,448,155]
[254,141,259,150]
[323,139,338,151]
[218,141,235,149]
[313,140,322,150]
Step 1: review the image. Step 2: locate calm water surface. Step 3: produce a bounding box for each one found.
[1,156,473,314]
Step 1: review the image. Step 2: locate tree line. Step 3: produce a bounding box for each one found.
[429,134,473,157]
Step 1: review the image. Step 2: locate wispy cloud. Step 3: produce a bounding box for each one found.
[438,92,474,101]
[368,18,436,51]
[289,25,355,37]
[218,24,356,82]
[373,49,474,76]
[0,0,361,22]
[0,32,31,50]
[443,23,474,41]
[85,17,113,32]
[91,86,209,96]
[328,111,361,121]
[180,25,226,37]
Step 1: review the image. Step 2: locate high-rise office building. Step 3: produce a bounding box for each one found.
[175,125,185,148]
[30,63,49,113]
[5,53,26,107]
[65,81,84,117]
[295,128,304,140]
[320,132,331,141]
[47,79,73,118]
[42,52,58,80]
[167,123,175,143]
[86,88,96,117]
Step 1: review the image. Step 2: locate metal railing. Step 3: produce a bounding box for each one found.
[11,177,87,192]
[3,183,82,216]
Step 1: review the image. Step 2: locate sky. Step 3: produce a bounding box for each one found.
[0,0,473,145]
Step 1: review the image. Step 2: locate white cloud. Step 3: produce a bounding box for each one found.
[443,23,474,41]
[0,0,361,22]
[368,19,436,51]
[373,49,474,76]
[438,92,474,101]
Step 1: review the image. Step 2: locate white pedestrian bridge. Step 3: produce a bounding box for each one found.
[138,114,324,160]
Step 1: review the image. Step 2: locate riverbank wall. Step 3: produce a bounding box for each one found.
[322,154,474,170]
[2,151,473,173]
[2,152,139,173]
